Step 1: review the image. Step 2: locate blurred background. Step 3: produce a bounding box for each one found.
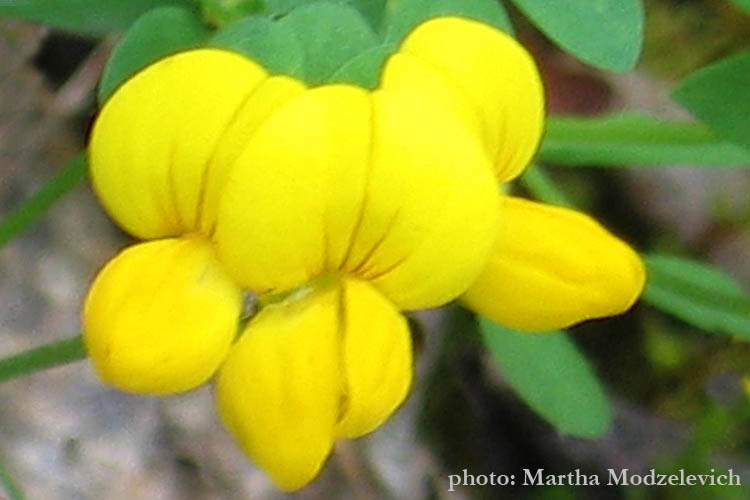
[1,0,750,498]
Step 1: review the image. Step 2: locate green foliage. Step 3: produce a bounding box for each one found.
[0,455,24,500]
[276,1,379,84]
[0,0,196,36]
[519,166,573,207]
[200,0,264,27]
[626,401,750,500]
[348,0,387,32]
[267,0,514,87]
[643,319,691,372]
[644,254,750,341]
[211,15,304,77]
[264,0,312,13]
[383,0,513,43]
[0,336,86,384]
[266,0,388,31]
[539,114,750,167]
[0,155,86,250]
[673,51,750,151]
[3,0,750,467]
[479,318,612,437]
[328,44,392,88]
[731,0,750,15]
[510,0,644,72]
[98,6,209,103]
[214,1,388,86]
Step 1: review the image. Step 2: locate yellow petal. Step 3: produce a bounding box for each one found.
[335,278,412,438]
[343,88,499,309]
[83,237,242,394]
[391,17,545,182]
[214,85,372,294]
[380,52,483,140]
[89,49,268,238]
[216,283,341,491]
[214,83,497,307]
[198,75,307,234]
[461,197,646,331]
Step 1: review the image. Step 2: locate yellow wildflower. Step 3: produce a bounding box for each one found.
[83,17,645,490]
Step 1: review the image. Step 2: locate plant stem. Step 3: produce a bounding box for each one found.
[519,165,572,206]
[539,113,750,166]
[0,335,86,384]
[0,154,87,250]
[0,455,24,500]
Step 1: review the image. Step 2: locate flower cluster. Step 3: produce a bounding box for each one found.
[84,17,645,490]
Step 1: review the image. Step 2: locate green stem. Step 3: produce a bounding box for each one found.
[0,455,24,500]
[0,154,87,250]
[0,335,86,384]
[519,165,572,206]
[539,113,750,167]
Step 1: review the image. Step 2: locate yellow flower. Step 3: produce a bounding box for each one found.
[83,17,645,490]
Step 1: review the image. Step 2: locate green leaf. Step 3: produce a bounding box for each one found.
[264,0,311,13]
[0,456,25,500]
[98,6,209,103]
[328,44,392,88]
[278,1,378,84]
[0,335,86,384]
[383,0,512,44]
[200,0,265,27]
[672,51,750,151]
[644,254,750,341]
[0,155,86,250]
[539,114,750,167]
[0,455,24,500]
[211,15,304,77]
[509,0,644,72]
[266,0,386,29]
[479,318,612,437]
[0,0,196,36]
[731,0,750,15]
[349,0,386,31]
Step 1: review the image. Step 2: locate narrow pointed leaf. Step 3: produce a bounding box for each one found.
[510,0,643,72]
[0,155,86,250]
[539,114,750,167]
[644,254,750,341]
[0,335,86,384]
[480,317,612,437]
